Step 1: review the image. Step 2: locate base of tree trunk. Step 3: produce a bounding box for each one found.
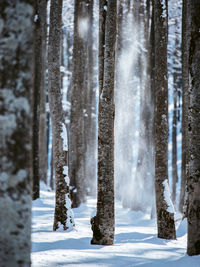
[157,209,176,240]
[90,216,114,245]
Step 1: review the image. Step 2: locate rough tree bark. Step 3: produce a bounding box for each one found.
[179,0,191,214]
[154,0,176,240]
[38,0,48,185]
[0,1,34,265]
[91,0,116,246]
[48,0,74,231]
[187,0,200,256]
[69,0,90,207]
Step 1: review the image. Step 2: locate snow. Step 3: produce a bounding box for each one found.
[163,179,176,213]
[61,123,68,151]
[161,0,167,18]
[78,17,89,40]
[34,14,38,22]
[63,166,69,185]
[31,189,200,267]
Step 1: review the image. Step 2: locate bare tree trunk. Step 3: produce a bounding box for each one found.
[91,0,116,246]
[38,0,48,185]
[32,0,42,200]
[187,0,200,256]
[0,1,34,265]
[154,0,176,240]
[179,0,191,214]
[172,90,178,203]
[69,0,90,207]
[48,0,74,231]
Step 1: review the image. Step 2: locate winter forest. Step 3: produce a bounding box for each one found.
[0,0,200,266]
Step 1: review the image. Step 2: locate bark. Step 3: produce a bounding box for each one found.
[69,0,90,207]
[91,0,116,246]
[0,1,34,265]
[154,0,176,240]
[179,0,191,214]
[48,0,74,231]
[187,0,200,256]
[38,0,48,185]
[32,0,41,200]
[172,90,178,203]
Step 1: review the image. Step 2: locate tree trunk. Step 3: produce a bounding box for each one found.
[179,0,191,214]
[69,0,90,207]
[48,0,74,231]
[91,0,116,246]
[0,1,34,265]
[172,90,178,203]
[187,0,200,256]
[38,0,48,185]
[32,0,41,200]
[154,0,176,240]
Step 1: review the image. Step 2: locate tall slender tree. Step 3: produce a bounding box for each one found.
[187,0,200,256]
[179,0,191,214]
[32,0,48,200]
[0,0,34,264]
[48,0,74,231]
[154,0,176,239]
[69,0,91,207]
[38,0,48,185]
[91,0,117,245]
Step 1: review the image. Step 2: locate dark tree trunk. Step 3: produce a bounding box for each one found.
[48,0,74,231]
[91,0,116,246]
[69,0,90,207]
[179,0,191,214]
[0,1,34,265]
[187,0,200,256]
[38,0,48,185]
[154,0,176,240]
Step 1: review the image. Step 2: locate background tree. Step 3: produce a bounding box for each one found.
[187,0,200,256]
[133,0,154,212]
[69,0,93,207]
[32,0,48,200]
[48,0,74,231]
[91,0,116,245]
[38,0,48,185]
[154,0,176,240]
[0,0,34,264]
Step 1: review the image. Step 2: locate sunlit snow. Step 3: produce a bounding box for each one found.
[32,188,200,267]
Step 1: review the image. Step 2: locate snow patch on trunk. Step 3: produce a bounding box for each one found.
[163,179,175,213]
[61,123,68,151]
[161,0,167,18]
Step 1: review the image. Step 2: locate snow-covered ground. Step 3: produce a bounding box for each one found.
[32,188,200,267]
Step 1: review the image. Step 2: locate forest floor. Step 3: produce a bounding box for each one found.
[31,184,200,267]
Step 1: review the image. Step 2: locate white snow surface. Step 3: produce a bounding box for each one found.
[31,189,200,267]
